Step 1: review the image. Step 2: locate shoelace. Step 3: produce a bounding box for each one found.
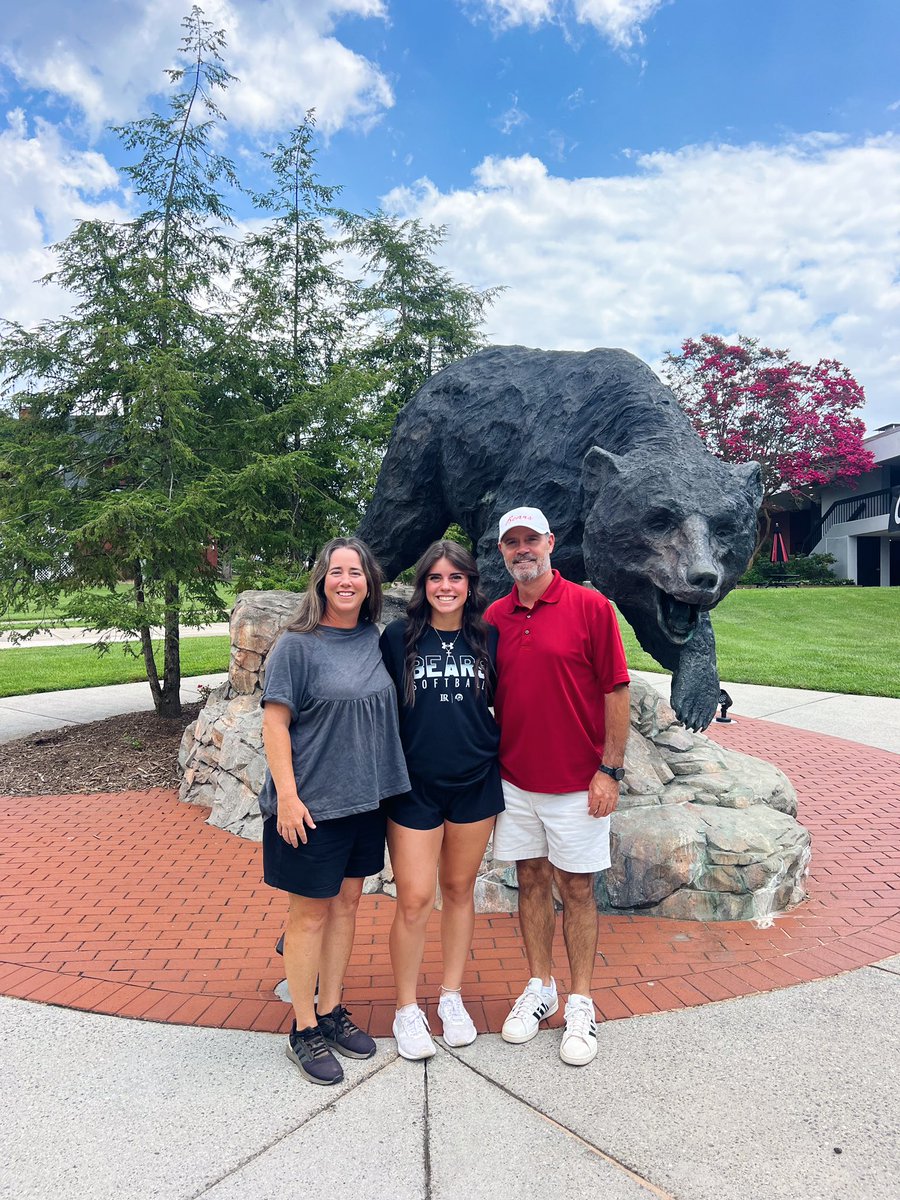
[439,991,468,1022]
[300,1028,333,1059]
[510,988,545,1018]
[397,1008,429,1038]
[331,1005,358,1037]
[565,1001,595,1041]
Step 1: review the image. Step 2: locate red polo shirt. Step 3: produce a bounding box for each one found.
[485,571,630,793]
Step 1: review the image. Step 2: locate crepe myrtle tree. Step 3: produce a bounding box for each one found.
[662,334,874,551]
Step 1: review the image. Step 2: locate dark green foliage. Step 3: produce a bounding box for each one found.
[740,552,852,587]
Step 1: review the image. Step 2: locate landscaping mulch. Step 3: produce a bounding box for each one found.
[0,704,200,796]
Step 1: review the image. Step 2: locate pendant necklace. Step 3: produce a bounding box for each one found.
[431,624,462,653]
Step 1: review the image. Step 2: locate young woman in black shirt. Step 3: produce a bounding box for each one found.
[380,540,503,1059]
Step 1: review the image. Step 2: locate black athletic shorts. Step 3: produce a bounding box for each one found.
[262,805,387,899]
[385,763,505,831]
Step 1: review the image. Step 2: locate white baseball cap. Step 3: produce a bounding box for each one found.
[498,506,550,538]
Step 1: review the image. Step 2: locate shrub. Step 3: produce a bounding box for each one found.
[741,552,853,587]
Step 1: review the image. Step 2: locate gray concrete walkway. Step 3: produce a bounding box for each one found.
[0,674,228,743]
[0,622,231,649]
[639,671,900,756]
[4,959,899,1199]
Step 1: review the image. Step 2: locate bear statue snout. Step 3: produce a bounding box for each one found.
[686,564,720,592]
[674,515,724,605]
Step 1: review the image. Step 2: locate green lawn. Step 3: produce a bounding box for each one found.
[615,587,900,698]
[0,585,237,631]
[0,636,230,698]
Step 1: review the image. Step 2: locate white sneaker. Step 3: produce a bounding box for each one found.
[501,977,558,1044]
[559,994,598,1066]
[437,990,477,1047]
[392,1005,436,1060]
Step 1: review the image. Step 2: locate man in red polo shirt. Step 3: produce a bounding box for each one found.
[485,506,630,1066]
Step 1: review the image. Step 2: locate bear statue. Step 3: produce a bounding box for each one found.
[358,345,763,730]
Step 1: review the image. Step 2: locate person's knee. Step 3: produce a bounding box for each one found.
[287,897,328,934]
[438,873,476,907]
[396,888,435,925]
[516,857,552,897]
[333,877,364,914]
[553,869,595,907]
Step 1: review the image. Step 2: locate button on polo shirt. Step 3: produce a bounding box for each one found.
[485,571,630,793]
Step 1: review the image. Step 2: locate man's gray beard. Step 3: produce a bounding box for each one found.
[507,553,551,583]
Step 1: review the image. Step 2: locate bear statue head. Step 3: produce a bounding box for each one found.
[580,445,763,646]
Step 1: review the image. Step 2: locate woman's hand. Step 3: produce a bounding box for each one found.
[277,793,317,847]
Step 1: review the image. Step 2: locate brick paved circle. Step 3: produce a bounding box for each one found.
[1,717,898,1036]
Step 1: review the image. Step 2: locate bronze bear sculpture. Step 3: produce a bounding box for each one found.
[358,345,763,730]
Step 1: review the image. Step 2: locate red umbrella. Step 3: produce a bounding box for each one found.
[771,523,788,564]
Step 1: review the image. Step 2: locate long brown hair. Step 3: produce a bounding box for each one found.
[402,540,493,706]
[286,537,384,634]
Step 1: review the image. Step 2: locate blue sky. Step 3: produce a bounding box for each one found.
[2,0,899,429]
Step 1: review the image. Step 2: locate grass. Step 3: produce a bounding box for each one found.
[0,585,237,631]
[0,636,230,699]
[615,587,900,699]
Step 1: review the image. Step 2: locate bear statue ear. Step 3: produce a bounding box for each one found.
[731,460,764,509]
[582,445,626,495]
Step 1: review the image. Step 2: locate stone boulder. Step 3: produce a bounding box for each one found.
[179,591,811,922]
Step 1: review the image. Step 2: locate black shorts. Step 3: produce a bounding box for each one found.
[263,805,387,899]
[385,763,505,832]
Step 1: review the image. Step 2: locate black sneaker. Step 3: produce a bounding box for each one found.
[317,1004,377,1060]
[286,1021,344,1085]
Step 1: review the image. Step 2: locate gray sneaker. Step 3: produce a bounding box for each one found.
[286,1021,344,1085]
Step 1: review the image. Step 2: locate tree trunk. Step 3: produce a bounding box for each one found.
[134,563,163,713]
[749,506,774,567]
[158,582,182,718]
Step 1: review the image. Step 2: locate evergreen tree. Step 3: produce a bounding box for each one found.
[0,8,242,716]
[342,211,499,436]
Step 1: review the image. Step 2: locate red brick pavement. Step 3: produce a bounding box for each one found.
[1,717,898,1036]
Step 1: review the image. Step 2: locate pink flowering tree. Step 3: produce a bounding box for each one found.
[662,334,875,553]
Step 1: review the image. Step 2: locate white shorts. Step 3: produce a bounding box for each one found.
[493,780,611,875]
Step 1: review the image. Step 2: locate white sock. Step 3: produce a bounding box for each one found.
[541,977,557,998]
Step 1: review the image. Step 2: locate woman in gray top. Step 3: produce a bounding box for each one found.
[260,537,410,1086]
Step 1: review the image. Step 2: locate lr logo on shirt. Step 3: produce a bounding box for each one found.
[413,654,484,690]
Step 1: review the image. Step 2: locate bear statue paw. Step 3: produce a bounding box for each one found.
[670,672,718,732]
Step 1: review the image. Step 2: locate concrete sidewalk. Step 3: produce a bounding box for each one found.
[0,622,231,649]
[4,959,899,1199]
[0,673,228,743]
[639,670,900,756]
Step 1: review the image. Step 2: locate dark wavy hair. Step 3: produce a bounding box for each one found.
[402,540,494,706]
[286,537,384,634]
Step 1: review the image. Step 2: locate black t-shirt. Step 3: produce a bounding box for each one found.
[380,619,500,789]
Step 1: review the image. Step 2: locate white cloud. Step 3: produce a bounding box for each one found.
[0,110,129,328]
[0,0,393,136]
[382,134,900,431]
[468,0,669,48]
[495,96,529,134]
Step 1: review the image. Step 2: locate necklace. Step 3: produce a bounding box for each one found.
[431,624,462,653]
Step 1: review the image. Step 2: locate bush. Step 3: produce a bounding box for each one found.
[741,552,853,587]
